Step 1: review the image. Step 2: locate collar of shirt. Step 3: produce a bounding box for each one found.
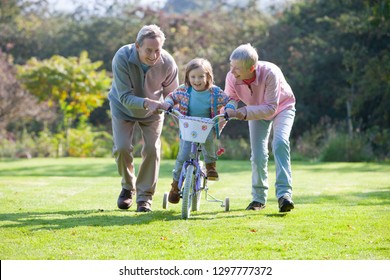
[141,63,150,73]
[242,74,256,85]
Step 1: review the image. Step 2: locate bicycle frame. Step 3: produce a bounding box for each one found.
[178,142,204,194]
[162,108,231,219]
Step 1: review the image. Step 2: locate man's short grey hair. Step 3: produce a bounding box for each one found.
[136,24,166,46]
[230,43,259,69]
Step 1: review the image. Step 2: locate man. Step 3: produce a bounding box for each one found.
[224,43,296,212]
[108,24,179,212]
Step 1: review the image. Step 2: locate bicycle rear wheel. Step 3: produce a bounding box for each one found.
[182,165,195,219]
[162,192,169,209]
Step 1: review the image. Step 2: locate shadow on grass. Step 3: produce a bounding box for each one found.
[0,159,250,177]
[0,162,175,178]
[2,189,387,231]
[265,213,288,217]
[296,189,390,206]
[0,208,256,231]
[294,161,390,173]
[0,163,118,177]
[0,209,174,230]
[2,159,388,177]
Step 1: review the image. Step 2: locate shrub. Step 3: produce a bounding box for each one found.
[0,131,17,158]
[161,136,179,159]
[67,126,112,157]
[320,133,374,162]
[218,136,251,160]
[0,125,112,158]
[91,131,113,157]
[367,127,390,161]
[35,128,60,157]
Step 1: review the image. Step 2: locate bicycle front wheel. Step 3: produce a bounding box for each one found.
[182,164,195,219]
[191,175,204,211]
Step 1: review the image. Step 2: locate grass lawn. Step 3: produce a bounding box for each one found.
[0,158,389,260]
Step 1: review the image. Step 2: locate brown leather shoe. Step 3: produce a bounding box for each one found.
[206,162,219,181]
[117,188,133,209]
[136,201,152,212]
[168,180,180,204]
[246,201,266,211]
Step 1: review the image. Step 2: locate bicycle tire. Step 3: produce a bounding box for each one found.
[191,190,201,211]
[182,165,195,219]
[224,197,230,212]
[162,192,169,209]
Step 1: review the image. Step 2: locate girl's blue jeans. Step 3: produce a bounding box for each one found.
[249,108,295,204]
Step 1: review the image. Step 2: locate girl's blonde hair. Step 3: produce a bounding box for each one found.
[184,58,214,89]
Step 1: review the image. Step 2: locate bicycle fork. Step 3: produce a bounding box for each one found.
[178,143,204,195]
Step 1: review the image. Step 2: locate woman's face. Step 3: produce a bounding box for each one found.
[136,37,163,66]
[230,60,254,80]
[188,67,208,91]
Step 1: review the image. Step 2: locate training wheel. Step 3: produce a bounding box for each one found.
[163,192,169,209]
[224,197,230,212]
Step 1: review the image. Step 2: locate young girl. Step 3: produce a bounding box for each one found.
[163,58,237,204]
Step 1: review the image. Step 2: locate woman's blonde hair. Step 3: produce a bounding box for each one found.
[184,58,214,89]
[230,43,258,70]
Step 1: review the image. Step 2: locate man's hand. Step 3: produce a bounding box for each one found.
[144,98,164,114]
[161,102,172,111]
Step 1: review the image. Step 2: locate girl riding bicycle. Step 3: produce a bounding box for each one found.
[162,58,237,204]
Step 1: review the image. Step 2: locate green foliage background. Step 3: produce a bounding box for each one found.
[0,0,389,161]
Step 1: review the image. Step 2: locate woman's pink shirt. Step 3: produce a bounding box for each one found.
[225,61,295,121]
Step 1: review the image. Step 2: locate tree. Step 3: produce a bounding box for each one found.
[0,50,54,132]
[261,0,390,138]
[17,51,111,154]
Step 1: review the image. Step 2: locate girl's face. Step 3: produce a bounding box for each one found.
[188,67,208,91]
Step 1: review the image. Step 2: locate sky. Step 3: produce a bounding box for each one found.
[47,0,166,12]
[47,0,296,13]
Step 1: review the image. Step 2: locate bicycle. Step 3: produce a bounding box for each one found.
[161,108,233,219]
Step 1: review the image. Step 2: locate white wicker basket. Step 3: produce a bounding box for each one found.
[178,116,214,143]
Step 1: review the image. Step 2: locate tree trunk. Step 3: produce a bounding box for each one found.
[346,99,353,138]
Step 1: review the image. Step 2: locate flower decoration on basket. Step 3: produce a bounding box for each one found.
[191,131,198,138]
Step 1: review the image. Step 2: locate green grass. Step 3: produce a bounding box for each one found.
[0,158,389,260]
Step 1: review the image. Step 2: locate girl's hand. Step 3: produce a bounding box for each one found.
[225,109,236,118]
[161,102,172,111]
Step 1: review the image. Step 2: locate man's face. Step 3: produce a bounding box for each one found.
[230,60,254,80]
[136,37,163,66]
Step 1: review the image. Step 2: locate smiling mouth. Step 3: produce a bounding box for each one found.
[146,58,157,64]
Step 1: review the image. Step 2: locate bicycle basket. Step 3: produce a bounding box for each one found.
[178,116,214,143]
